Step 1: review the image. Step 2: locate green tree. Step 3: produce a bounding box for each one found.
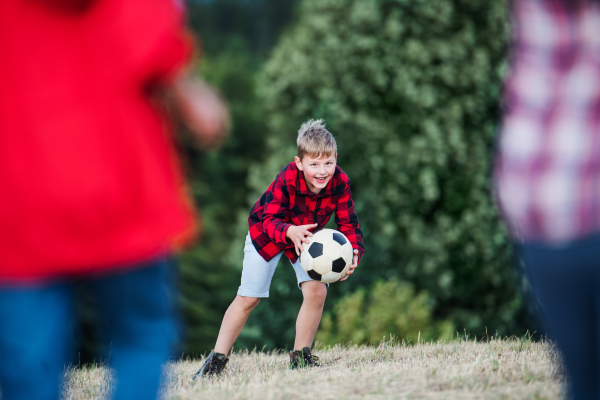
[238,0,522,349]
[187,0,299,57]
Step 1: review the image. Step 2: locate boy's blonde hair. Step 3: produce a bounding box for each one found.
[297,119,337,160]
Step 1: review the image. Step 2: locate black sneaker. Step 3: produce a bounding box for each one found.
[289,347,320,369]
[192,351,229,379]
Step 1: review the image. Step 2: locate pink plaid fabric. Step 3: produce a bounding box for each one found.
[495,0,600,243]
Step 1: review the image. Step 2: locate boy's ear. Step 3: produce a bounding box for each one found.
[294,156,304,171]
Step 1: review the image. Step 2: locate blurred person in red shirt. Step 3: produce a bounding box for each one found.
[0,0,228,399]
[495,0,600,398]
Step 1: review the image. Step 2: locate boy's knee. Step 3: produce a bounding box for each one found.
[302,282,327,303]
[237,296,260,311]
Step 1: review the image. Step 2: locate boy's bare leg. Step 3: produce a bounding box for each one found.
[294,281,327,350]
[213,295,260,355]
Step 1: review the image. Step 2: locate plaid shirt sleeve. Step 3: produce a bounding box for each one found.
[335,178,365,262]
[261,175,292,244]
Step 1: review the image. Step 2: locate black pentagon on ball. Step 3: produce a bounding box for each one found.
[307,270,322,281]
[308,242,323,258]
[332,232,347,245]
[332,257,346,273]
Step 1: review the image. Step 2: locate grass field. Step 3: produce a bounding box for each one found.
[64,336,564,399]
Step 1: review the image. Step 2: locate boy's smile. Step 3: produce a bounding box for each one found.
[294,153,337,195]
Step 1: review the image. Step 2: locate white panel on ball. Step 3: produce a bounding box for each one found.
[323,240,342,260]
[312,255,333,275]
[321,271,341,284]
[340,262,351,279]
[342,242,353,263]
[315,229,333,242]
[300,251,314,272]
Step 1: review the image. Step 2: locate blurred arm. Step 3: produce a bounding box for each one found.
[171,72,230,151]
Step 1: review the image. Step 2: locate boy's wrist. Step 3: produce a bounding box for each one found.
[280,224,292,243]
[354,247,363,263]
[284,224,295,239]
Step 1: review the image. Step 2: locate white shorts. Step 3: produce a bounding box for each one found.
[237,233,324,298]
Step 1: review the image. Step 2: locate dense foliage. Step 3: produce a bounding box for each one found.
[187,0,298,58]
[232,0,525,350]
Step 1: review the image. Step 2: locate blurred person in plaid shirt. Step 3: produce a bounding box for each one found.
[495,0,600,398]
[193,119,365,378]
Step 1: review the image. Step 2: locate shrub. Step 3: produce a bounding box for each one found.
[317,278,455,345]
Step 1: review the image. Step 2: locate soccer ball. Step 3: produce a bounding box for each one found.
[300,229,353,284]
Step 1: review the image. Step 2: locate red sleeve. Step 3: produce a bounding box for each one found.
[335,179,365,262]
[110,0,193,87]
[261,176,292,244]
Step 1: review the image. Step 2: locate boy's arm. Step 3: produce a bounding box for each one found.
[335,179,365,263]
[261,175,318,254]
[261,176,293,244]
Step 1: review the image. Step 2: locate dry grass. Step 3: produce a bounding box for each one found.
[63,336,565,400]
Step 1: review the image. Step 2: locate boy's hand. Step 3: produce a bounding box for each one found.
[286,223,318,256]
[340,249,359,282]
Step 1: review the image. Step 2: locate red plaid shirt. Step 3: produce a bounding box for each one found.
[248,162,365,263]
[495,0,600,243]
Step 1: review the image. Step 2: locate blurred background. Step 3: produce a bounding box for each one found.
[81,0,529,360]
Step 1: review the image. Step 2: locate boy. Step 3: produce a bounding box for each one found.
[194,119,365,378]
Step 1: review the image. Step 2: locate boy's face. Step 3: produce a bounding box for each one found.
[294,153,337,195]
